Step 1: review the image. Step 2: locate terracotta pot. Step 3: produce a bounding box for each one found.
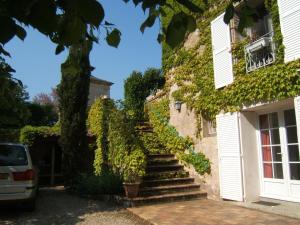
[123,182,140,198]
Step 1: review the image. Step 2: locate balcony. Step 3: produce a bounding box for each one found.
[245,32,275,73]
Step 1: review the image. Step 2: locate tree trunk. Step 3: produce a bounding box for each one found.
[57,40,93,185]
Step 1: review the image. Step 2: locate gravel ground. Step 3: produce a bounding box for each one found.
[0,186,151,225]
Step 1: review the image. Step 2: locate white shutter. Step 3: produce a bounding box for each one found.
[277,0,300,62]
[211,13,233,89]
[294,96,300,144]
[216,112,243,201]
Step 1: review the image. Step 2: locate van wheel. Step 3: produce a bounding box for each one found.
[23,198,36,211]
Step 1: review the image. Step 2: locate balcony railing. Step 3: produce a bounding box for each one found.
[245,32,275,73]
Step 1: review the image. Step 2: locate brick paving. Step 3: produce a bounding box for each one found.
[128,199,300,225]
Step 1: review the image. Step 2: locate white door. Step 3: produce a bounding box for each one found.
[217,113,243,201]
[258,109,300,202]
[211,13,233,89]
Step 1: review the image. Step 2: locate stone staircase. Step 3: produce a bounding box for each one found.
[123,153,207,206]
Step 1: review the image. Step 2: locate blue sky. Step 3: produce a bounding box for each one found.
[4,1,162,100]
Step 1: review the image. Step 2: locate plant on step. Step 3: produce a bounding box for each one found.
[108,109,146,183]
[147,98,211,176]
[122,148,146,183]
[88,97,115,175]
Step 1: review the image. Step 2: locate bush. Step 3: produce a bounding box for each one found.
[108,109,146,182]
[20,125,60,146]
[0,128,20,142]
[124,68,165,122]
[122,148,146,183]
[88,98,115,175]
[71,172,123,195]
[180,150,211,175]
[139,132,166,154]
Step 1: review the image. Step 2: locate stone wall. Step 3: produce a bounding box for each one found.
[169,86,220,200]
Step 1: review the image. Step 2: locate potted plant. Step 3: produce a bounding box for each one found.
[122,149,146,198]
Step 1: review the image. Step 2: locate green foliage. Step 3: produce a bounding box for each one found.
[180,150,211,175]
[0,57,29,128]
[124,71,145,120]
[26,103,58,126]
[108,109,146,183]
[124,68,164,121]
[70,172,123,195]
[57,41,92,183]
[122,149,146,183]
[147,98,211,175]
[139,132,166,154]
[0,128,20,142]
[147,98,193,153]
[20,125,59,146]
[88,98,115,176]
[163,0,300,122]
[143,68,165,96]
[0,0,109,55]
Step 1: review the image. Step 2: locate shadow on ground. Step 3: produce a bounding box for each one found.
[0,187,149,225]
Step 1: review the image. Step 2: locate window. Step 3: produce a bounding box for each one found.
[259,113,283,179]
[0,145,28,166]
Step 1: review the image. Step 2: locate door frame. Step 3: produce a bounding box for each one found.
[256,107,300,202]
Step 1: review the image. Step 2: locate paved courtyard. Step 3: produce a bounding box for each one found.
[0,187,150,225]
[129,199,300,225]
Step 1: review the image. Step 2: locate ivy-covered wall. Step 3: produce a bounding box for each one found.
[159,0,300,200]
[163,0,300,122]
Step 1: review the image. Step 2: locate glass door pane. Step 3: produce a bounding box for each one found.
[284,109,300,181]
[259,112,283,179]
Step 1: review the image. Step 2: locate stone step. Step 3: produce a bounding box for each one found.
[140,183,200,197]
[147,159,179,166]
[122,191,207,207]
[147,154,175,160]
[144,171,189,180]
[141,177,195,187]
[146,164,184,172]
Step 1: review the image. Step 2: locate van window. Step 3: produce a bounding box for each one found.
[0,145,28,166]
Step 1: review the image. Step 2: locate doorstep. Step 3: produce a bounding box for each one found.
[232,197,300,220]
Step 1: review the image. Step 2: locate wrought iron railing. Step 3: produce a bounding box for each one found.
[245,32,275,73]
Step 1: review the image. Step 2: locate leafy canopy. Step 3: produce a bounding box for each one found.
[0,0,255,56]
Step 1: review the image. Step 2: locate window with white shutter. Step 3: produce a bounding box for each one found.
[211,13,233,89]
[216,112,244,201]
[277,0,300,62]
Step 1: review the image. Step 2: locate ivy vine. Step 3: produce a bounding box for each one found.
[162,0,300,124]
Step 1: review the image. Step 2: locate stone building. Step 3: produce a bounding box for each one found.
[88,75,113,106]
[157,0,300,203]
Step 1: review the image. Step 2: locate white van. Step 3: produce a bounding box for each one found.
[0,143,38,210]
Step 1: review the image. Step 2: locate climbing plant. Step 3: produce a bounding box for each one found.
[147,98,211,175]
[162,0,300,124]
[108,109,146,182]
[88,97,115,176]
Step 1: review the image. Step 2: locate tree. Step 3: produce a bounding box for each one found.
[0,57,29,128]
[26,103,58,126]
[57,40,92,183]
[124,71,146,121]
[0,0,258,57]
[124,68,165,121]
[33,93,53,106]
[143,68,164,96]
